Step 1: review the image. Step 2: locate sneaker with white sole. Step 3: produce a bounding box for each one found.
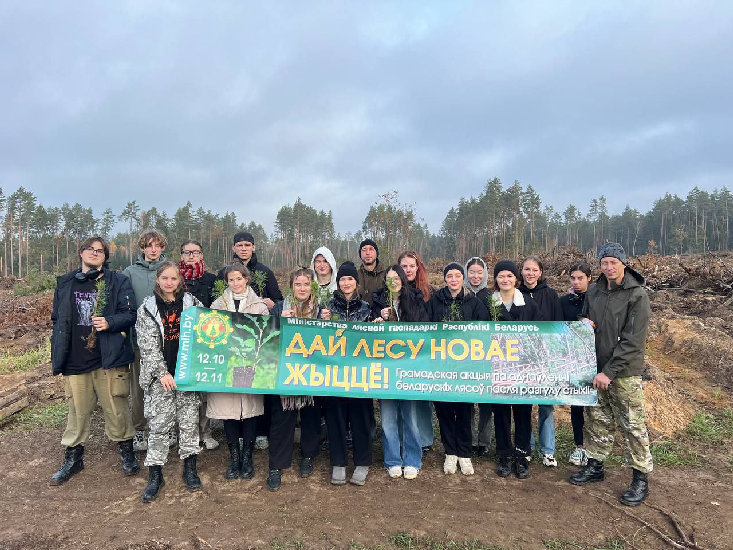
[254,436,269,450]
[443,454,458,474]
[202,437,219,450]
[458,457,474,475]
[569,447,588,466]
[403,466,419,479]
[133,430,147,452]
[542,453,558,467]
[387,466,402,478]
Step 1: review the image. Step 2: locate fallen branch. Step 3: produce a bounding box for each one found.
[643,502,708,550]
[591,492,686,549]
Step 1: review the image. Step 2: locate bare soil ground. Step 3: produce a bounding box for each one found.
[1,253,732,549]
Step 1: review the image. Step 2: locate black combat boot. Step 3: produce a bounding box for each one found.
[182,455,202,491]
[141,465,165,503]
[569,457,605,485]
[266,469,282,491]
[225,439,241,481]
[119,439,139,476]
[620,469,648,506]
[240,441,254,479]
[49,445,84,486]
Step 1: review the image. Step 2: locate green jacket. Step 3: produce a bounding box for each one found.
[357,260,386,308]
[583,267,651,380]
[122,253,167,343]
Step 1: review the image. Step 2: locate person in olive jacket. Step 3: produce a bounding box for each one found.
[569,243,653,507]
[49,236,138,486]
[427,263,488,477]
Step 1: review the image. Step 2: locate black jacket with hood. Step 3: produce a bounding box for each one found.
[427,287,489,322]
[371,285,428,322]
[582,267,651,380]
[218,252,283,302]
[51,269,137,375]
[518,279,562,321]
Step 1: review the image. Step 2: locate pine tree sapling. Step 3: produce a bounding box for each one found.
[85,279,108,350]
[251,270,267,297]
[488,294,502,322]
[212,279,227,300]
[386,276,399,321]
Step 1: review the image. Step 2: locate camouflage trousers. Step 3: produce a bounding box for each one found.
[143,382,201,466]
[584,376,653,473]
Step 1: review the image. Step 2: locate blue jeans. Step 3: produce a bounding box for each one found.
[415,400,434,448]
[530,405,555,455]
[380,399,423,469]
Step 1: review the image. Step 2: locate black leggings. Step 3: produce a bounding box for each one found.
[223,418,257,446]
[268,397,322,470]
[492,403,532,458]
[571,405,585,446]
[434,401,473,458]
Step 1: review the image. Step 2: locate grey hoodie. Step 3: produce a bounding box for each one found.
[464,257,489,295]
[310,246,338,293]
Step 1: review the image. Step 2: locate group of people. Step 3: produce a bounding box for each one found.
[49,229,653,507]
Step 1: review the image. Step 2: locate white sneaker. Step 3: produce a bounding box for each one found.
[202,437,219,450]
[387,466,402,478]
[569,447,588,466]
[254,436,269,450]
[133,430,147,452]
[403,466,419,479]
[542,453,558,467]
[443,454,458,474]
[458,457,474,475]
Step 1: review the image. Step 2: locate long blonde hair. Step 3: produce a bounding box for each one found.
[153,261,184,299]
[288,267,318,318]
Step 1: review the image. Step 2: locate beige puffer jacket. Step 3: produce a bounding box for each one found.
[206,287,269,420]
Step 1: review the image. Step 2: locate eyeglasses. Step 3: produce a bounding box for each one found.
[83,247,105,255]
[181,250,202,257]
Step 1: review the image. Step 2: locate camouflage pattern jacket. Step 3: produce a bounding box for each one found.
[135,292,202,390]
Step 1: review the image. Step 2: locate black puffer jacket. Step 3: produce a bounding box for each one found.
[582,268,651,379]
[183,272,217,307]
[518,280,561,321]
[370,286,427,321]
[328,291,371,322]
[51,269,137,375]
[218,252,283,302]
[560,291,585,322]
[427,287,489,322]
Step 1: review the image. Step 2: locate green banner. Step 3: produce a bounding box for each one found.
[175,307,598,406]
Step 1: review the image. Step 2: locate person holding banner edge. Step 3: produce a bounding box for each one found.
[560,263,593,466]
[491,260,543,479]
[209,264,269,481]
[372,264,429,479]
[266,267,328,491]
[569,243,653,507]
[427,262,489,476]
[136,261,205,502]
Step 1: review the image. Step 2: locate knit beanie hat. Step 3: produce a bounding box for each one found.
[598,242,627,264]
[359,238,379,257]
[493,260,520,279]
[233,232,255,245]
[443,262,465,279]
[336,261,359,284]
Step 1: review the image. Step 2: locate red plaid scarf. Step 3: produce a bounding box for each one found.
[178,259,206,280]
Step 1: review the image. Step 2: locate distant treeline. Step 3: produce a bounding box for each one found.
[1,180,731,277]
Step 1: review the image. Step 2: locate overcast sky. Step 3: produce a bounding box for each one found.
[1,1,731,234]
